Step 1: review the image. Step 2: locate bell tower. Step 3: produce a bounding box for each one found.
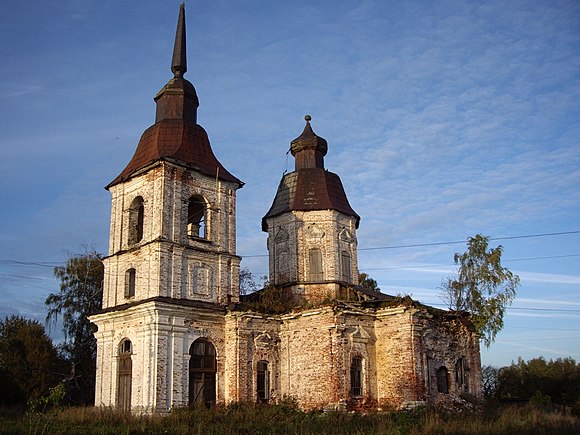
[262,116,360,302]
[101,4,242,310]
[91,4,242,413]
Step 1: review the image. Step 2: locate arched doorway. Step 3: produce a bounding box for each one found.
[436,366,449,394]
[117,339,132,411]
[189,338,216,407]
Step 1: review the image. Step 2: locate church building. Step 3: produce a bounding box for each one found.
[89,5,482,413]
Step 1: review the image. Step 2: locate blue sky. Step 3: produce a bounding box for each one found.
[0,0,578,367]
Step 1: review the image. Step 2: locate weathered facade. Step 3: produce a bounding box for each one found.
[89,5,482,414]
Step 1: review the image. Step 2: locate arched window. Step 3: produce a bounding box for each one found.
[436,366,449,394]
[189,338,216,407]
[256,360,270,402]
[309,248,323,281]
[128,196,144,245]
[350,357,363,396]
[117,339,132,411]
[125,268,136,298]
[187,195,207,239]
[455,358,469,392]
[341,250,352,282]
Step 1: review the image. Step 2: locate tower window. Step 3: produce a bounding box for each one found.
[188,195,207,239]
[256,360,270,402]
[128,196,144,245]
[350,357,363,396]
[309,248,323,281]
[125,268,136,298]
[341,250,352,282]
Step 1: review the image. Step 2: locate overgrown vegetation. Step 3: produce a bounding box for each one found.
[45,248,104,406]
[0,401,578,434]
[490,357,580,411]
[439,234,520,347]
[0,316,63,408]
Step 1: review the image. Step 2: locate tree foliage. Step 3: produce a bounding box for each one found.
[45,248,104,405]
[496,356,580,410]
[440,234,519,347]
[239,267,259,295]
[358,273,380,291]
[0,316,62,407]
[482,364,500,398]
[239,267,268,295]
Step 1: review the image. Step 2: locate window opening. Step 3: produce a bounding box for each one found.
[256,360,270,402]
[309,248,323,281]
[189,338,216,407]
[117,339,132,411]
[125,268,136,298]
[455,358,469,392]
[350,357,363,396]
[188,196,207,238]
[128,196,144,244]
[341,250,352,282]
[436,366,449,394]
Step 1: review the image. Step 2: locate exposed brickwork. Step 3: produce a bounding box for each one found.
[90,6,482,414]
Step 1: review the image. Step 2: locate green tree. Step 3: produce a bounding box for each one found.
[45,248,104,405]
[496,356,580,409]
[240,267,258,295]
[439,234,519,347]
[358,273,380,291]
[0,316,62,407]
[481,364,499,398]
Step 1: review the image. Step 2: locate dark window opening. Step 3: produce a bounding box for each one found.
[188,196,207,239]
[125,268,136,298]
[257,360,270,402]
[128,196,144,245]
[341,250,352,282]
[436,366,449,394]
[309,248,323,281]
[350,357,363,396]
[117,339,132,412]
[455,358,469,393]
[189,338,216,408]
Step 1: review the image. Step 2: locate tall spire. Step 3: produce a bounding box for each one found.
[153,3,199,123]
[171,3,187,78]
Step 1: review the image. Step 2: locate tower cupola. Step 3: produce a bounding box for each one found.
[290,115,328,170]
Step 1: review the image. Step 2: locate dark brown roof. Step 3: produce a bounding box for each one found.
[262,168,360,231]
[107,120,242,188]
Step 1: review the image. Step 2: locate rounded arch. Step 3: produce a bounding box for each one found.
[117,338,132,411]
[187,195,209,239]
[436,366,449,394]
[189,338,216,407]
[128,196,144,244]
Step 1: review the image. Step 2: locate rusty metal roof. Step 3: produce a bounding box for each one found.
[107,4,241,189]
[107,120,241,188]
[262,169,360,231]
[262,117,360,231]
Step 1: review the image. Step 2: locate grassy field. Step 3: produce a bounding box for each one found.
[0,401,578,434]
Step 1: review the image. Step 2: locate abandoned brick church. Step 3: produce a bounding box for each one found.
[89,5,482,413]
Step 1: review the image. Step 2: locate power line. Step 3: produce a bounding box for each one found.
[359,253,580,272]
[358,230,580,252]
[428,302,580,313]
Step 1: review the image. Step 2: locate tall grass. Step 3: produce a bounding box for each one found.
[0,401,578,434]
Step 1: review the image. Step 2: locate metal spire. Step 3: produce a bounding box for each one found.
[171,3,187,77]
